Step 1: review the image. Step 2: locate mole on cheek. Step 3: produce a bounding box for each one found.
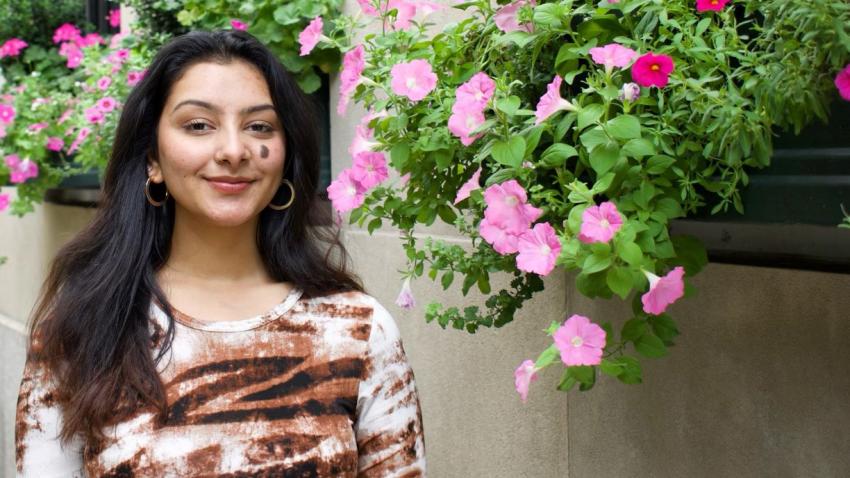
[260,145,269,158]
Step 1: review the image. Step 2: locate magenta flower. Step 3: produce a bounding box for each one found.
[0,38,28,58]
[96,97,117,113]
[127,70,143,87]
[479,217,521,255]
[619,82,641,102]
[298,16,324,56]
[495,0,536,34]
[455,72,496,111]
[578,201,623,244]
[483,179,543,234]
[534,75,578,125]
[835,64,850,101]
[589,43,638,76]
[338,45,366,116]
[96,76,112,91]
[46,137,64,152]
[78,33,103,47]
[631,52,675,88]
[696,0,729,12]
[641,266,685,315]
[67,127,91,154]
[27,122,48,132]
[448,103,486,146]
[5,155,38,184]
[230,19,248,31]
[351,151,389,189]
[57,108,73,125]
[454,167,482,205]
[0,193,9,212]
[108,8,121,28]
[0,104,15,124]
[327,168,366,213]
[553,314,606,366]
[84,107,104,125]
[58,42,83,68]
[53,23,81,44]
[395,277,416,310]
[514,359,540,404]
[516,222,562,276]
[390,59,438,102]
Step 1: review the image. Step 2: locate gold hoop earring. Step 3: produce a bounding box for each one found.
[145,177,169,207]
[268,178,295,210]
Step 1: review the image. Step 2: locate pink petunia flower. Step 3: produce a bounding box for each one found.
[395,277,416,309]
[578,201,623,244]
[53,23,81,44]
[109,33,127,49]
[641,266,685,315]
[494,0,536,34]
[78,33,103,47]
[516,222,561,276]
[0,193,9,212]
[398,172,411,187]
[696,0,730,13]
[589,43,638,76]
[127,70,143,86]
[96,76,112,91]
[298,16,324,56]
[357,0,380,16]
[96,97,117,113]
[351,151,389,189]
[483,179,543,234]
[553,314,606,366]
[0,38,28,58]
[349,124,381,157]
[6,155,39,183]
[231,19,248,31]
[84,107,104,125]
[0,104,15,124]
[455,72,496,111]
[46,137,64,152]
[631,52,675,88]
[108,8,121,28]
[479,217,521,255]
[27,122,48,132]
[337,45,366,116]
[327,168,367,213]
[67,127,91,154]
[514,359,540,404]
[535,75,578,125]
[57,108,74,125]
[447,103,486,146]
[454,167,482,205]
[390,59,438,102]
[835,64,850,101]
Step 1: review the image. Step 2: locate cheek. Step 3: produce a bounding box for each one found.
[158,131,207,179]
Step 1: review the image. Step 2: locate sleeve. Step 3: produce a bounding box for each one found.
[354,299,426,477]
[15,350,85,478]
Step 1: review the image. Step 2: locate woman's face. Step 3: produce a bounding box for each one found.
[148,60,286,227]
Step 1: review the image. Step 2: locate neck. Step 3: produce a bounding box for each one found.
[161,205,272,287]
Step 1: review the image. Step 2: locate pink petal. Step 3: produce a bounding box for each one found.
[641,266,685,315]
[514,359,539,403]
[454,167,482,205]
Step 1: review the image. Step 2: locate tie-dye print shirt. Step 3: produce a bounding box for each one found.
[15,289,426,477]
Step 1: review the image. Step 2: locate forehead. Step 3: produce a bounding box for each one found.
[165,60,273,109]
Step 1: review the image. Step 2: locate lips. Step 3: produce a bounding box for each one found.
[205,177,255,194]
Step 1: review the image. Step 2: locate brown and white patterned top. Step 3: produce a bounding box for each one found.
[15,288,426,477]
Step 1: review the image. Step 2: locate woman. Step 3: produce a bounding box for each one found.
[15,29,425,477]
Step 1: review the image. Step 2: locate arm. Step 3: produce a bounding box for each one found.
[15,350,85,477]
[355,300,426,477]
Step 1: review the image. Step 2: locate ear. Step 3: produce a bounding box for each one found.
[147,153,163,183]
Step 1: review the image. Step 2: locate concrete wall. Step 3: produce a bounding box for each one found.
[2,2,850,477]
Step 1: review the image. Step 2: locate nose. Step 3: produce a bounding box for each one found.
[214,125,251,164]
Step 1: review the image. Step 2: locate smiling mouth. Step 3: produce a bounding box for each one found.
[205,178,255,193]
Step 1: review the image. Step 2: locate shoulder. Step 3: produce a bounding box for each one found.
[298,290,401,343]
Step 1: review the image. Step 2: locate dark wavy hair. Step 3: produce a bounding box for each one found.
[26,29,363,445]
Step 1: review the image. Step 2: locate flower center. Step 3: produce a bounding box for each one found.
[571,336,584,348]
[651,64,660,71]
[600,219,610,229]
[710,0,718,3]
[539,244,551,256]
[505,196,518,207]
[406,77,417,89]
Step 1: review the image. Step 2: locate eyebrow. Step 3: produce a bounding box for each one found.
[171,99,276,115]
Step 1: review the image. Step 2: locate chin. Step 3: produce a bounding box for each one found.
[202,205,263,227]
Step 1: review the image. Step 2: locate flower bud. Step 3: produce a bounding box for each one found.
[619,82,641,102]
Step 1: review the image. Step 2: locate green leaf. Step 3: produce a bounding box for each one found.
[669,234,708,275]
[577,103,605,130]
[579,126,608,151]
[496,96,522,116]
[599,358,624,377]
[606,115,641,140]
[648,314,679,344]
[535,344,560,369]
[568,365,595,385]
[575,270,612,298]
[367,218,382,234]
[635,333,668,358]
[583,251,612,274]
[655,197,684,219]
[477,273,491,294]
[557,369,578,391]
[606,266,633,299]
[541,143,579,167]
[590,172,615,194]
[646,155,675,174]
[441,270,454,290]
[390,143,410,169]
[618,241,644,267]
[621,318,647,342]
[491,136,526,168]
[622,138,656,158]
[589,141,620,176]
[437,205,457,224]
[612,356,642,384]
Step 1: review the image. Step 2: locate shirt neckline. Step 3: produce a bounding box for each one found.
[154,286,304,333]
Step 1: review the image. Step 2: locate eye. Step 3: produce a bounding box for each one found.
[249,122,274,133]
[184,120,210,132]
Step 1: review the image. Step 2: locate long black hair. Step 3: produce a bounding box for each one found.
[27,29,363,445]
